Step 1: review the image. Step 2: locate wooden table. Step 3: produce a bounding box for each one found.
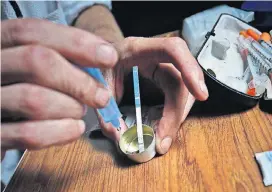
[4,31,272,192]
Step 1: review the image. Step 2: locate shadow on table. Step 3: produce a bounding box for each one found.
[82,108,139,168]
[259,97,272,114]
[189,99,253,117]
[5,169,69,192]
[86,132,140,168]
[189,94,272,117]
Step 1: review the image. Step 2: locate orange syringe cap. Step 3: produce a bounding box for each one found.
[246,29,260,41]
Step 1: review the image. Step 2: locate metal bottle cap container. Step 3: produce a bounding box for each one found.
[119,124,156,163]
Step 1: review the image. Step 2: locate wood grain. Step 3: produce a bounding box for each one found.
[4,104,272,192]
[4,31,272,192]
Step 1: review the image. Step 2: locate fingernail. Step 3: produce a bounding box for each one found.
[160,137,172,154]
[199,80,208,96]
[96,44,117,66]
[78,120,86,133]
[95,88,110,107]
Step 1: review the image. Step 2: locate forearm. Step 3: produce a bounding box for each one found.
[74,4,124,44]
[74,4,125,101]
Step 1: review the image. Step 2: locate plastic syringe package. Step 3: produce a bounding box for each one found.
[196,14,272,111]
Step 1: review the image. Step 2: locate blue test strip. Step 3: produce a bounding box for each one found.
[133,67,141,108]
[133,66,144,152]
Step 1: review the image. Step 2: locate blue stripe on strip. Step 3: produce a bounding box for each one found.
[135,99,141,107]
[133,66,141,107]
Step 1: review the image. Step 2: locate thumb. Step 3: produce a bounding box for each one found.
[155,91,195,155]
[155,118,174,155]
[95,109,128,142]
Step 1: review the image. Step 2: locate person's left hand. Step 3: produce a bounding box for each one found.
[96,37,209,155]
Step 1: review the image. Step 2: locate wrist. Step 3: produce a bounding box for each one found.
[75,4,124,44]
[94,27,124,45]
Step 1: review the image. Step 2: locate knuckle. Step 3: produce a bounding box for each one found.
[20,84,45,119]
[22,45,42,67]
[125,36,141,53]
[125,36,138,43]
[8,19,40,46]
[9,20,25,39]
[72,30,89,49]
[23,45,56,73]
[77,75,97,102]
[166,37,186,48]
[25,45,52,62]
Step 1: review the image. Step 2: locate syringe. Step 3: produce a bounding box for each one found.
[238,36,271,74]
[237,37,272,95]
[240,36,272,65]
[252,41,272,63]
[259,40,272,53]
[83,68,122,129]
[242,29,272,59]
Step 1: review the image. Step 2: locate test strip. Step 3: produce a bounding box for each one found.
[132,66,145,153]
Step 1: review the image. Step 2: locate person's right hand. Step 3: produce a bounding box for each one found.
[1,18,118,158]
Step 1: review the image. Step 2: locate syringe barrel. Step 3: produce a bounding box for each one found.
[97,96,121,128]
[260,40,272,53]
[83,68,121,128]
[252,41,272,62]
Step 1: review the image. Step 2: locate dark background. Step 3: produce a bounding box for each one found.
[111,1,243,37]
[111,1,272,110]
[112,1,244,106]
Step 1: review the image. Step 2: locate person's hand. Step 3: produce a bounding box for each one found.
[97,37,209,154]
[1,18,118,158]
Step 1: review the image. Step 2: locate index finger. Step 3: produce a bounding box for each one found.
[120,37,209,101]
[1,18,118,68]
